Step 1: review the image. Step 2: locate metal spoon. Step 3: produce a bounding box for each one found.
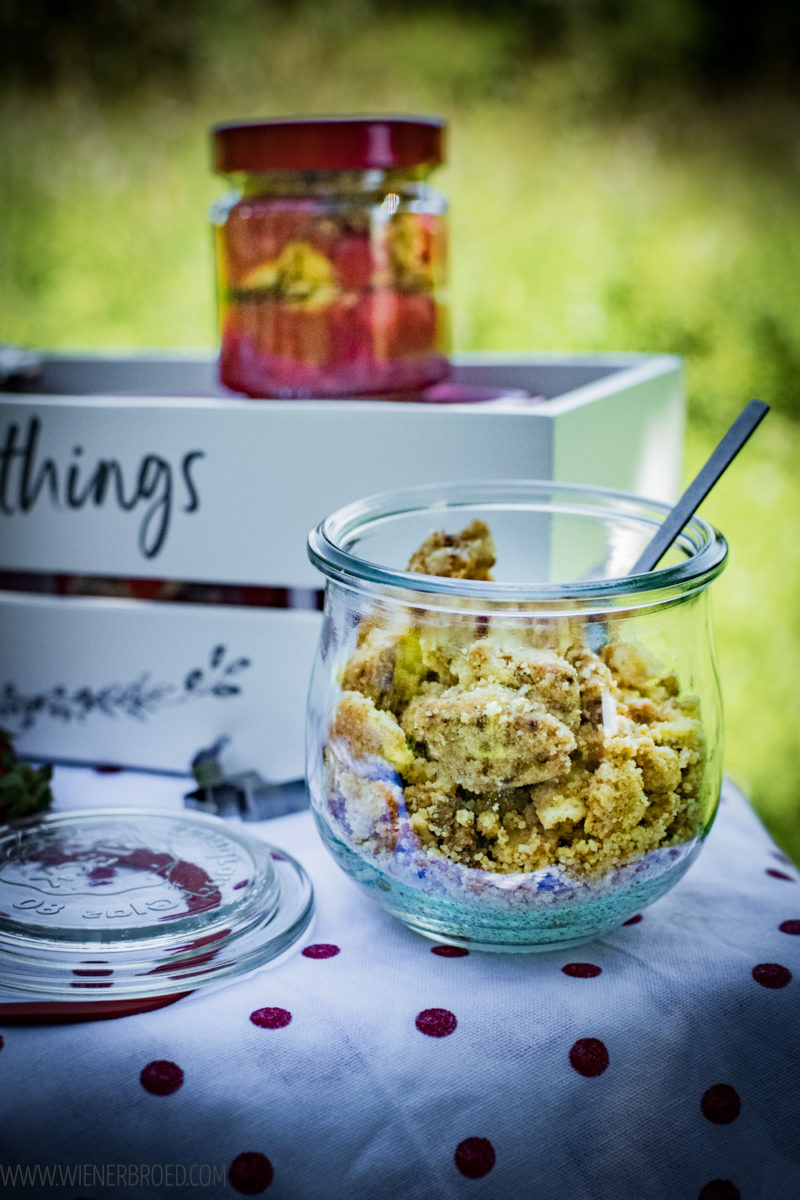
[629,399,770,575]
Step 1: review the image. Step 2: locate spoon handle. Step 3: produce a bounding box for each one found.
[629,399,770,576]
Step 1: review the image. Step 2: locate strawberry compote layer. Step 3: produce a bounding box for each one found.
[215,195,449,398]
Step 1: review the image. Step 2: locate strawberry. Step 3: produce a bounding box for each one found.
[0,727,54,824]
[367,291,438,360]
[332,233,375,293]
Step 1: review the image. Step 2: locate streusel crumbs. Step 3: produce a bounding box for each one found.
[325,522,706,877]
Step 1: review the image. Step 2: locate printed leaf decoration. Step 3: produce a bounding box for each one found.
[0,646,252,732]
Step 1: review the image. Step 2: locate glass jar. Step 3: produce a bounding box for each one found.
[211,115,450,398]
[306,480,728,952]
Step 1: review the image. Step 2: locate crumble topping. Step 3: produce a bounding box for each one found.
[323,522,706,878]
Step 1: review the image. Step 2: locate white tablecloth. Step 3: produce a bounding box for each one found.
[1,768,798,1199]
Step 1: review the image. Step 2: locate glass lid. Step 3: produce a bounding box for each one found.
[0,808,313,1007]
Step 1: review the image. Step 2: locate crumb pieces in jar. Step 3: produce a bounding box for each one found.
[406,518,496,580]
[401,683,577,791]
[332,690,414,775]
[324,521,707,878]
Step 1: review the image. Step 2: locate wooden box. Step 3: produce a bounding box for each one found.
[0,350,684,781]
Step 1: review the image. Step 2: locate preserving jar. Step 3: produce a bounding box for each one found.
[211,115,449,398]
[306,480,728,952]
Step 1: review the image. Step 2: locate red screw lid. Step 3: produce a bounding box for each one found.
[212,114,445,173]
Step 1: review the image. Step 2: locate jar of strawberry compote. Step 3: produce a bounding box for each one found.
[211,115,450,398]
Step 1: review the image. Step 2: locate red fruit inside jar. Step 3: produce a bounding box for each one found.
[216,198,449,398]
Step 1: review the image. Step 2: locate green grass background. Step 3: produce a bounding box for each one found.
[1,4,798,862]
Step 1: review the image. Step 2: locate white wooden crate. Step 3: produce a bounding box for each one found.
[0,350,684,781]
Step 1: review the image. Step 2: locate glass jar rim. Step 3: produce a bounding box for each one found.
[307,479,728,608]
[212,114,445,174]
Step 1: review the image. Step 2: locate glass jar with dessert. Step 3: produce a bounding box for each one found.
[306,480,728,952]
[211,115,449,398]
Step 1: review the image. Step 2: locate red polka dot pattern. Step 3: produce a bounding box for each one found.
[140,1060,184,1096]
[454,1137,495,1179]
[752,962,792,989]
[228,1151,274,1194]
[431,945,470,957]
[415,1008,457,1037]
[250,1007,293,1029]
[698,1181,741,1200]
[569,1038,609,1077]
[301,943,340,959]
[12,771,798,1196]
[700,1084,740,1124]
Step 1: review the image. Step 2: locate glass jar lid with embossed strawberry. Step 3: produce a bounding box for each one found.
[306,480,728,952]
[211,115,449,399]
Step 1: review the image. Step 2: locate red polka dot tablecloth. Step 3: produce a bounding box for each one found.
[1,769,798,1200]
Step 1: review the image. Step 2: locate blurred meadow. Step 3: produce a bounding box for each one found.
[1,0,799,861]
